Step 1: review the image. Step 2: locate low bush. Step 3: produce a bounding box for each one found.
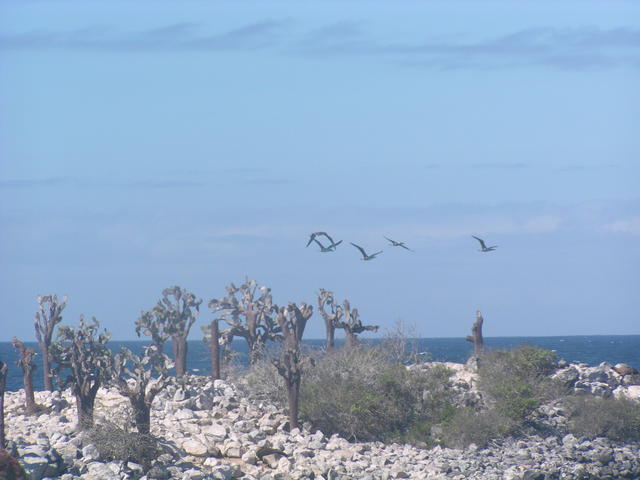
[85,421,164,468]
[440,345,564,448]
[478,345,562,421]
[299,346,455,443]
[241,344,456,443]
[566,395,640,442]
[440,407,516,449]
[241,354,287,405]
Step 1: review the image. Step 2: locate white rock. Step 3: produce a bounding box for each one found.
[202,423,227,440]
[21,455,49,480]
[613,385,640,401]
[81,444,100,461]
[175,409,195,420]
[182,439,208,457]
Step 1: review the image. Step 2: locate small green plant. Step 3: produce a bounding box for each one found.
[441,345,563,448]
[86,421,164,468]
[566,395,640,442]
[478,345,560,421]
[298,346,454,443]
[440,408,515,448]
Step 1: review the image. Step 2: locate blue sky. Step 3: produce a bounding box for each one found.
[1,0,639,341]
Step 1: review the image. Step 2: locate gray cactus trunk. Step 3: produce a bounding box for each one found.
[325,323,335,352]
[131,397,152,435]
[40,345,53,392]
[0,362,7,448]
[287,379,300,430]
[75,391,97,431]
[22,368,36,415]
[210,319,220,380]
[172,336,188,377]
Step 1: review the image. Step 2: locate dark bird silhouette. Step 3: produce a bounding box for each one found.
[383,236,413,251]
[313,238,342,252]
[306,231,341,248]
[472,235,498,252]
[350,243,382,261]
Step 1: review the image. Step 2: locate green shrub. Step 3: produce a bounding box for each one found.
[299,347,455,443]
[566,395,640,442]
[440,407,516,448]
[478,345,561,421]
[439,345,564,448]
[86,421,165,468]
[241,354,287,405]
[242,345,456,443]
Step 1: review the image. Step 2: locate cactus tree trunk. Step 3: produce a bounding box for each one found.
[210,319,221,380]
[22,369,36,415]
[172,336,188,377]
[345,331,358,348]
[288,378,300,430]
[41,349,53,392]
[325,322,335,352]
[466,310,484,356]
[0,361,7,448]
[12,338,37,414]
[132,397,151,435]
[75,391,97,431]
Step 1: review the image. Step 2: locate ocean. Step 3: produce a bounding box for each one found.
[1,335,638,392]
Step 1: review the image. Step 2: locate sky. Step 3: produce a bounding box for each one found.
[0,0,639,341]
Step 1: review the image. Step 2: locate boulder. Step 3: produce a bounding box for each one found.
[613,363,639,376]
[182,439,208,457]
[81,444,100,462]
[613,385,640,401]
[202,423,227,440]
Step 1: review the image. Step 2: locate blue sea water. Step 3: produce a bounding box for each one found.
[1,335,638,392]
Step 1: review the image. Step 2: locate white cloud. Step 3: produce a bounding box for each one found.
[603,218,640,235]
[523,215,563,234]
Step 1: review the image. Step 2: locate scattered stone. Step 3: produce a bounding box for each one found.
[2,366,639,480]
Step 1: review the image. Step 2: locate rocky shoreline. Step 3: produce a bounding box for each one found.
[3,361,640,480]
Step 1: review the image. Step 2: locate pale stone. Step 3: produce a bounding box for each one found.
[613,385,640,401]
[21,455,49,480]
[202,423,227,440]
[81,444,100,461]
[183,439,208,457]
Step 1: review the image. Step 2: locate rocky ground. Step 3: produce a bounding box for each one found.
[2,361,640,480]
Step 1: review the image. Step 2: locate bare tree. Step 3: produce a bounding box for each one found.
[0,360,7,449]
[466,310,485,356]
[51,316,112,431]
[335,299,379,348]
[112,346,172,435]
[209,279,281,364]
[273,302,313,430]
[136,286,202,378]
[12,338,37,414]
[317,289,341,351]
[34,294,67,391]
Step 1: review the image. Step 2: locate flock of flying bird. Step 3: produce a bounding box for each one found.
[305,232,498,260]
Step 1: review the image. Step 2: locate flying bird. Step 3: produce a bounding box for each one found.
[350,243,383,261]
[383,236,413,251]
[306,231,340,248]
[472,236,498,252]
[313,238,342,252]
